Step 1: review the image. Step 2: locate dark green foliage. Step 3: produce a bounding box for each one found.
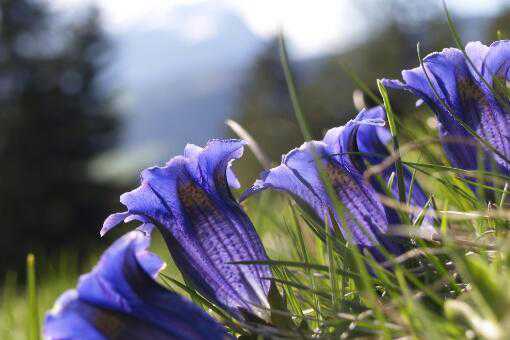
[234,38,301,180]
[0,0,121,273]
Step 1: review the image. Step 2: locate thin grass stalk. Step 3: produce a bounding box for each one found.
[377,80,407,205]
[289,202,321,326]
[26,254,40,340]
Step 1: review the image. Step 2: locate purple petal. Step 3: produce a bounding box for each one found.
[102,139,272,320]
[45,230,229,339]
[476,40,510,85]
[344,106,435,230]
[44,291,104,340]
[101,212,130,237]
[465,41,490,74]
[244,138,391,250]
[383,42,510,173]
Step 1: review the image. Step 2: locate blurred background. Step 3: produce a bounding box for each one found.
[0,0,509,275]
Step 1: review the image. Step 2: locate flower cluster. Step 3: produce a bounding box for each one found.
[44,40,509,339]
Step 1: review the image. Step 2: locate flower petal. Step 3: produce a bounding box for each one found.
[103,139,272,319]
[382,43,510,173]
[244,138,394,251]
[45,229,229,340]
[475,40,510,86]
[342,106,435,231]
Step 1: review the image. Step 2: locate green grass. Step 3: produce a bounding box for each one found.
[3,95,510,339]
[2,147,510,338]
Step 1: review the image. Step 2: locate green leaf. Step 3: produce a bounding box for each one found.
[268,281,295,330]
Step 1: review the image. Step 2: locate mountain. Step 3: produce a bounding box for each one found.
[94,3,264,180]
[92,3,499,182]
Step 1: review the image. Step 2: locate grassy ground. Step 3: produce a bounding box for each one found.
[4,161,510,339]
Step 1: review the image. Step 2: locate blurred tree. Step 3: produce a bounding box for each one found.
[235,4,510,182]
[233,38,341,182]
[0,0,120,272]
[234,27,416,180]
[490,7,510,40]
[236,38,297,156]
[233,38,300,181]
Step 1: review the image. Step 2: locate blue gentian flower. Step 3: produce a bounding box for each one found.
[340,106,435,232]
[382,40,510,174]
[242,106,435,261]
[44,227,230,340]
[102,139,272,320]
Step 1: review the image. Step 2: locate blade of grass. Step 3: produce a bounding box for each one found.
[339,62,382,106]
[406,168,418,207]
[274,267,303,318]
[26,254,40,340]
[394,268,420,337]
[499,182,508,208]
[268,278,331,300]
[402,161,510,183]
[350,244,391,339]
[226,119,272,169]
[279,33,312,142]
[289,202,321,325]
[377,80,406,205]
[2,271,17,340]
[325,216,339,311]
[230,259,359,279]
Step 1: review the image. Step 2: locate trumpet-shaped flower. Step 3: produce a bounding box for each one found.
[382,40,510,173]
[340,106,434,232]
[44,227,229,340]
[242,106,435,260]
[102,139,272,319]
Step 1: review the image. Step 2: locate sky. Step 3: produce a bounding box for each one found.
[51,0,508,57]
[51,0,364,57]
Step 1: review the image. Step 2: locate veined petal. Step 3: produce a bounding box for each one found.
[103,139,272,320]
[473,40,510,86]
[383,51,475,169]
[340,106,435,232]
[467,41,510,170]
[244,132,398,255]
[383,41,510,174]
[44,229,229,340]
